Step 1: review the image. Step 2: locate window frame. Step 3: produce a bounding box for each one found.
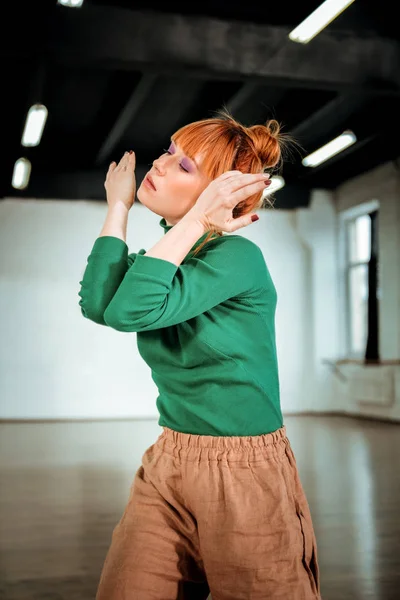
[338,199,380,359]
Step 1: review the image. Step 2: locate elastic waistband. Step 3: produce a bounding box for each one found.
[156,426,288,461]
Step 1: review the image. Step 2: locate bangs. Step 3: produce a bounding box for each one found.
[172,119,261,180]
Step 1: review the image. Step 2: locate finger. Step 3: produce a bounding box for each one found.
[223,172,269,192]
[107,161,117,175]
[128,150,136,170]
[106,162,117,180]
[116,152,129,170]
[227,213,260,232]
[215,170,243,183]
[230,179,271,204]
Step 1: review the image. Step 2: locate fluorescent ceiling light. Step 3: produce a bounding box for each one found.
[263,175,285,196]
[57,0,84,7]
[21,104,48,147]
[302,130,357,167]
[289,0,356,44]
[12,158,32,190]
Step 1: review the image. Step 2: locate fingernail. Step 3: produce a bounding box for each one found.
[251,215,259,223]
[263,173,270,178]
[129,150,133,154]
[264,180,271,186]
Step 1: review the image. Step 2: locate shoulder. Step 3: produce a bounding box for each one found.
[208,233,265,261]
[196,233,269,281]
[222,233,262,251]
[186,232,274,295]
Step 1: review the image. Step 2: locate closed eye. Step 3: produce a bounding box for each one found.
[163,148,190,172]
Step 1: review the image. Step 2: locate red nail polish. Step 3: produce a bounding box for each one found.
[251,215,259,223]
[264,180,271,186]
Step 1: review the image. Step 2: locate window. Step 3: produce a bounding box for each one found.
[343,204,380,361]
[347,215,370,355]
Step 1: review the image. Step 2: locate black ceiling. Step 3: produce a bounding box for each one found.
[2,0,400,208]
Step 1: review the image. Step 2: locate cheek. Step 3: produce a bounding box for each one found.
[163,173,209,209]
[173,177,203,202]
[187,174,209,196]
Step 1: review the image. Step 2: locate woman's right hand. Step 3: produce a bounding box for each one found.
[104,151,136,210]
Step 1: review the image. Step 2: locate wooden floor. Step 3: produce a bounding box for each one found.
[0,415,399,599]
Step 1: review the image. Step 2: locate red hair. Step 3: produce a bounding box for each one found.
[171,109,289,256]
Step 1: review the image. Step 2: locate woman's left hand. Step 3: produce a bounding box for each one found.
[187,170,271,233]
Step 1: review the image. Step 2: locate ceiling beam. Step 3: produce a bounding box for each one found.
[289,93,371,157]
[296,132,400,189]
[5,165,148,201]
[225,83,262,114]
[6,165,311,209]
[294,93,400,178]
[299,135,377,181]
[23,5,399,94]
[95,73,158,165]
[291,94,366,140]
[223,83,286,128]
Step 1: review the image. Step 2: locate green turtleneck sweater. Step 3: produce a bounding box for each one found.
[78,218,283,436]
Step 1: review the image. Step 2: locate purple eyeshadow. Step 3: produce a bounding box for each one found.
[181,158,193,172]
[168,141,194,172]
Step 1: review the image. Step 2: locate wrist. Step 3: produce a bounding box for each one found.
[107,200,130,213]
[182,209,208,235]
[99,200,129,240]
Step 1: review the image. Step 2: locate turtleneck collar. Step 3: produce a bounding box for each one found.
[159,217,174,234]
[159,217,211,256]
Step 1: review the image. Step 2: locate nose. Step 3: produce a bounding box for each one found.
[152,154,168,175]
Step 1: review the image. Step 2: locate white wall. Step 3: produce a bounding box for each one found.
[336,161,400,362]
[247,208,313,412]
[283,161,400,422]
[296,189,341,412]
[331,161,400,420]
[0,197,311,419]
[1,159,399,422]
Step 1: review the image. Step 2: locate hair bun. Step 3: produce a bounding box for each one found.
[265,119,281,139]
[246,120,283,170]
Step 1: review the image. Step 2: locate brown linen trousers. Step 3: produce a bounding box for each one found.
[96,425,321,599]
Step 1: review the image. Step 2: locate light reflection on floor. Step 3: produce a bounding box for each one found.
[0,415,399,599]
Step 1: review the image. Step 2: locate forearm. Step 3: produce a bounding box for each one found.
[144,212,206,267]
[99,202,130,242]
[78,235,129,325]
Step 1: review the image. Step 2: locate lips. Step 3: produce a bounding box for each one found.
[145,174,157,191]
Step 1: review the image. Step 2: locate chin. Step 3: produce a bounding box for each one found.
[136,186,164,218]
[136,184,147,204]
[137,185,152,208]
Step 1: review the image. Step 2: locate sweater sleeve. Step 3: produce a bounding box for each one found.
[103,236,269,333]
[78,236,145,325]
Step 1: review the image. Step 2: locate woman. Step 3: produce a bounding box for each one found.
[78,111,321,599]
